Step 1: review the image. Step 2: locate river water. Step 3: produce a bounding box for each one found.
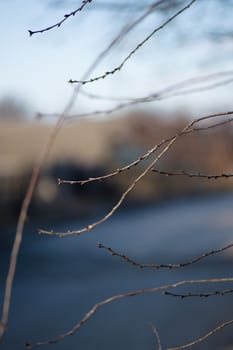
[1,194,233,350]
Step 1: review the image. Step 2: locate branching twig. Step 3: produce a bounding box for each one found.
[58,114,233,186]
[41,133,181,236]
[28,0,93,36]
[163,289,233,298]
[167,319,233,350]
[97,242,233,270]
[25,277,233,348]
[39,111,233,237]
[57,134,176,185]
[69,0,197,85]
[152,169,233,179]
[150,322,162,350]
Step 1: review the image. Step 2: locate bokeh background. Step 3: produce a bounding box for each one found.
[1,1,233,349]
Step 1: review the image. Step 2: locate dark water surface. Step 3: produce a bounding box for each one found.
[1,194,233,350]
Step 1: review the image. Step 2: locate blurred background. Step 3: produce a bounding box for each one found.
[1,1,233,349]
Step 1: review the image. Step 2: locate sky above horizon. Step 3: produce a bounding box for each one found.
[1,0,233,120]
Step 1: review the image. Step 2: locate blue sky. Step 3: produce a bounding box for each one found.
[1,0,233,119]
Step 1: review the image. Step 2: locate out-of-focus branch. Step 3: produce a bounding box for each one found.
[38,71,233,121]
[25,277,233,348]
[68,73,233,120]
[1,0,152,341]
[97,242,233,270]
[163,289,233,298]
[150,322,162,350]
[28,0,93,36]
[152,169,233,179]
[79,71,233,102]
[167,319,233,350]
[69,0,197,85]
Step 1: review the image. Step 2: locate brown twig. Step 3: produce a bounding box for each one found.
[163,289,233,298]
[41,133,181,236]
[69,0,197,85]
[28,0,93,36]
[167,319,233,350]
[25,277,233,348]
[97,242,233,270]
[150,322,162,350]
[152,169,233,179]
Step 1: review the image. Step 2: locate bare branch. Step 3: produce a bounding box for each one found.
[0,118,66,342]
[152,169,233,179]
[1,0,145,340]
[38,111,233,237]
[163,289,233,298]
[97,242,233,270]
[25,277,233,349]
[150,322,162,350]
[37,71,233,121]
[57,134,175,186]
[79,71,233,103]
[39,119,192,236]
[167,319,233,350]
[68,73,233,120]
[28,0,93,36]
[58,114,233,187]
[69,0,197,85]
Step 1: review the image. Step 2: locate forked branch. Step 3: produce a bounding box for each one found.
[39,111,233,237]
[25,277,233,348]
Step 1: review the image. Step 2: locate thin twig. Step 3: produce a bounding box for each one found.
[150,322,162,350]
[25,277,233,348]
[152,169,233,179]
[167,319,233,350]
[38,71,233,121]
[68,74,233,120]
[97,242,233,270]
[79,71,233,102]
[28,0,93,36]
[163,289,233,298]
[69,0,197,85]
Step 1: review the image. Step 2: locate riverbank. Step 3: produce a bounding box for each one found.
[1,194,233,350]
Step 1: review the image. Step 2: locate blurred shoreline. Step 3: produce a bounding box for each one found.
[1,111,233,229]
